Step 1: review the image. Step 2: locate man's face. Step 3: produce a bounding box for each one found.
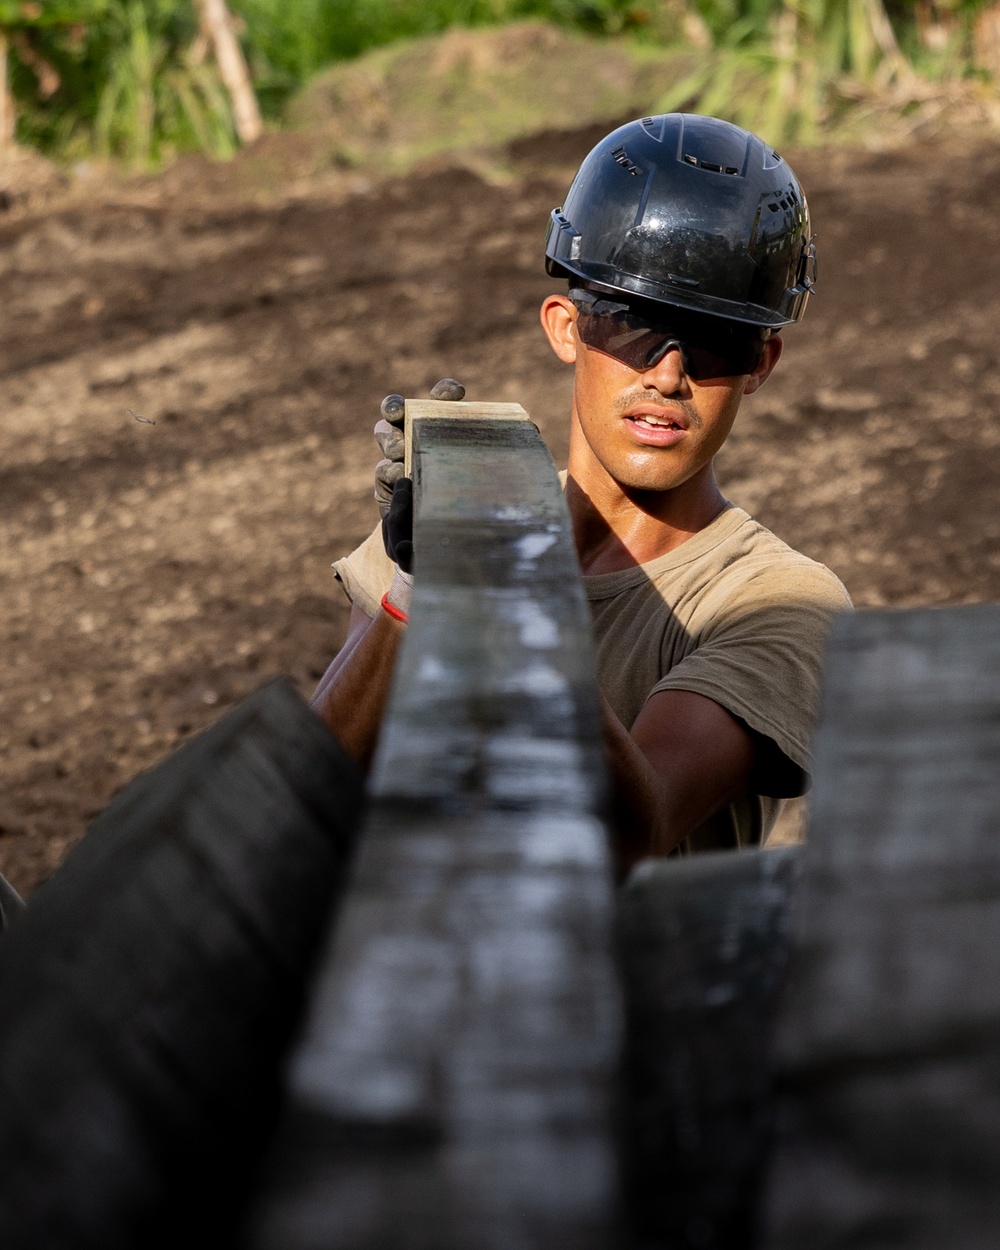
[540,294,782,499]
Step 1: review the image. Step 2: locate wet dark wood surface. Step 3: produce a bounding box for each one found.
[248,406,623,1249]
[0,678,364,1250]
[759,605,1000,1250]
[402,398,532,477]
[617,846,802,1250]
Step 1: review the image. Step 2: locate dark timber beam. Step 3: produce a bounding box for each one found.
[616,845,802,1250]
[0,678,365,1250]
[758,605,1000,1250]
[247,402,624,1249]
[403,398,533,477]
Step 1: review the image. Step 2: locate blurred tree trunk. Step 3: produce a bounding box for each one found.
[194,0,262,146]
[0,31,15,152]
[974,1,1000,79]
[914,2,957,53]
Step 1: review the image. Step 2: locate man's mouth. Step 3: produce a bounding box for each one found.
[631,412,686,431]
[620,405,692,448]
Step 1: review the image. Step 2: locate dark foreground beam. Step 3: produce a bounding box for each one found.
[617,846,801,1250]
[0,678,364,1250]
[0,872,24,934]
[246,403,623,1249]
[758,605,1000,1250]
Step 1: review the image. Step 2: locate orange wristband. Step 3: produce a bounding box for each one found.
[381,592,409,625]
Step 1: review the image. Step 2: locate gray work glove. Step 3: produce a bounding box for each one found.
[374,378,465,579]
[373,377,465,518]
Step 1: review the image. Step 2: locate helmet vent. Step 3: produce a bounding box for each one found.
[545,116,812,326]
[683,153,740,175]
[610,144,642,176]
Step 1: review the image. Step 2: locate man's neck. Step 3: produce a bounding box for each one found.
[566,464,728,576]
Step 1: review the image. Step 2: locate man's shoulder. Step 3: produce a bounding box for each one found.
[634,504,853,619]
[718,508,853,609]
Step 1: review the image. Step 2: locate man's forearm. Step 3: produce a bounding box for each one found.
[600,688,757,881]
[600,696,678,880]
[311,609,405,771]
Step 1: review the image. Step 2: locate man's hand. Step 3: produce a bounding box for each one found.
[310,377,468,762]
[373,392,407,520]
[373,378,466,580]
[374,377,466,517]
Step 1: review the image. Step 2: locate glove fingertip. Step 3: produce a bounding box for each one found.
[429,378,465,402]
[380,393,406,424]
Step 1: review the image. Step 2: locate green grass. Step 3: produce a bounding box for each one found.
[6,0,653,164]
[9,0,237,164]
[4,1,1000,167]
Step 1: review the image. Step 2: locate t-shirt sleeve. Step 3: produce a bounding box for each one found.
[331,523,396,620]
[647,561,852,789]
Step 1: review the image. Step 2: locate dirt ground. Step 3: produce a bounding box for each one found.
[2,122,999,901]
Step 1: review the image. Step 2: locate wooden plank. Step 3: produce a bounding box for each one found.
[0,678,365,1250]
[758,605,1000,1250]
[617,845,802,1250]
[248,402,623,1249]
[402,398,532,477]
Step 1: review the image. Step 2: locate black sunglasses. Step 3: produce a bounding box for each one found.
[569,288,769,380]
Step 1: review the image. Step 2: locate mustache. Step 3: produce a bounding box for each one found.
[612,388,700,430]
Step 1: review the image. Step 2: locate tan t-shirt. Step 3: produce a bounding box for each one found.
[332,502,852,852]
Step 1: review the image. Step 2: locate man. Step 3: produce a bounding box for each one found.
[311,113,851,878]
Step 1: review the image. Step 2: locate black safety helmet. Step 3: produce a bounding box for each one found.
[545,113,816,329]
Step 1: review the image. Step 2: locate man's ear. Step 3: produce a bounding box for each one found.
[540,294,578,364]
[743,333,782,395]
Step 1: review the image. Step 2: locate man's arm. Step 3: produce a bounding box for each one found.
[314,613,755,855]
[601,688,757,881]
[313,380,465,769]
[311,605,405,771]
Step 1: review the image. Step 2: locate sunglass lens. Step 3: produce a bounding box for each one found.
[576,305,762,378]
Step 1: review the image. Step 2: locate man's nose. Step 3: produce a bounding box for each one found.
[640,342,687,392]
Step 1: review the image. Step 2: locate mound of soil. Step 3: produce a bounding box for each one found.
[1,124,998,899]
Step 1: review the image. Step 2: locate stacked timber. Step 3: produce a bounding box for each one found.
[245,401,624,1250]
[758,605,1000,1249]
[1,397,999,1250]
[617,846,801,1249]
[0,679,364,1250]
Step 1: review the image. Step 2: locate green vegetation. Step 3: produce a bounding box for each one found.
[654,1,1000,147]
[282,22,696,176]
[3,1,1000,167]
[5,1,238,162]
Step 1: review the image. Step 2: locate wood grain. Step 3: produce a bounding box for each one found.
[617,846,802,1250]
[758,605,1000,1250]
[249,401,622,1249]
[403,398,532,477]
[0,678,364,1250]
